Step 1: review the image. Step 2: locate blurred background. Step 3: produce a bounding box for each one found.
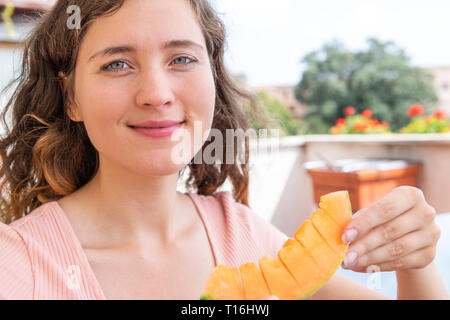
[1,0,450,298]
[213,0,450,135]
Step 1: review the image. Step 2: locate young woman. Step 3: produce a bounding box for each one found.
[0,0,448,300]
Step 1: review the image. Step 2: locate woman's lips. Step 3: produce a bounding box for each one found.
[128,121,185,138]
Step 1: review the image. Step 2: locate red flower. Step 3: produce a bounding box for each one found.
[336,118,346,126]
[408,104,424,118]
[361,109,373,119]
[372,119,381,127]
[381,121,390,127]
[344,106,356,117]
[353,122,368,131]
[433,109,446,119]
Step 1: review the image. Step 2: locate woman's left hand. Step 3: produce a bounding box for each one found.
[341,186,442,272]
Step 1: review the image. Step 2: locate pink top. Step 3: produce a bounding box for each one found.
[0,191,289,300]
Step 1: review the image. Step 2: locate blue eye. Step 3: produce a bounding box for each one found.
[172,56,196,65]
[102,60,129,72]
[102,56,196,73]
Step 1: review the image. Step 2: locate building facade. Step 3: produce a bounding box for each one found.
[426,67,450,115]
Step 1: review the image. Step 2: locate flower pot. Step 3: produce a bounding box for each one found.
[305,159,422,212]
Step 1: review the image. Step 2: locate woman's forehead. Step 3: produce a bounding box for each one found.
[79,0,205,57]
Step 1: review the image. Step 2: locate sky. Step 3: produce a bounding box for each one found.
[212,0,450,87]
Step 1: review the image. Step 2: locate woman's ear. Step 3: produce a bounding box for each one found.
[58,71,82,122]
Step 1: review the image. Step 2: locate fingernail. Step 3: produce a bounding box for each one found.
[342,228,358,244]
[343,251,358,268]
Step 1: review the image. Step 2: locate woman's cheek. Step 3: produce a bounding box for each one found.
[190,70,216,128]
[192,90,215,149]
[79,86,129,151]
[170,77,215,166]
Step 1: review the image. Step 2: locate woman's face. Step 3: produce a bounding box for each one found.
[68,0,216,176]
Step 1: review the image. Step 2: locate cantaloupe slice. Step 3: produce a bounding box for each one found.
[311,208,348,256]
[318,191,353,228]
[200,265,244,300]
[258,255,303,300]
[278,239,328,299]
[238,262,271,300]
[294,219,341,269]
[200,190,352,300]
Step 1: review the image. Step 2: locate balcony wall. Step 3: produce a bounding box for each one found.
[243,133,450,237]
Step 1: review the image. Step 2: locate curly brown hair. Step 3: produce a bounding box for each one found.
[0,0,267,224]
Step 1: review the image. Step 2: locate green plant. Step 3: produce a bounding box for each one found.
[295,38,438,133]
[399,105,450,133]
[245,91,302,137]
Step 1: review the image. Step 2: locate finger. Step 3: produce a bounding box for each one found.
[346,204,433,258]
[343,186,423,243]
[370,245,437,272]
[349,225,441,270]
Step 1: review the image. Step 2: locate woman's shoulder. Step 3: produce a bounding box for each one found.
[189,190,284,233]
[7,201,56,228]
[4,202,61,242]
[0,202,61,299]
[189,190,265,223]
[188,190,259,232]
[2,201,73,257]
[188,191,289,266]
[0,213,41,299]
[1,201,57,247]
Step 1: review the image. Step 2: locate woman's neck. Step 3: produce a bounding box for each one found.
[60,160,191,251]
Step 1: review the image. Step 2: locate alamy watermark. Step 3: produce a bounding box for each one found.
[170,121,281,166]
[67,5,81,30]
[365,265,382,290]
[66,264,82,290]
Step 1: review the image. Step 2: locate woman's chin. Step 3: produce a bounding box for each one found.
[132,161,189,178]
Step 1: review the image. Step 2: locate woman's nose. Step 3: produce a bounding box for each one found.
[135,66,175,109]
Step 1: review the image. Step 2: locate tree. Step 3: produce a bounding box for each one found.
[295,38,438,133]
[245,91,301,137]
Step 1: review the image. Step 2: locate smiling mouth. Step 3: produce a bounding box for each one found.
[127,121,186,129]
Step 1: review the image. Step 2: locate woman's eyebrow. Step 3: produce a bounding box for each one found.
[88,46,135,63]
[87,40,205,63]
[163,39,205,52]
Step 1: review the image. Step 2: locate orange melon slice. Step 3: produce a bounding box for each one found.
[278,239,327,299]
[200,190,352,300]
[311,208,348,255]
[238,262,271,300]
[200,265,244,300]
[293,219,346,291]
[294,219,341,268]
[318,191,353,228]
[258,255,303,300]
